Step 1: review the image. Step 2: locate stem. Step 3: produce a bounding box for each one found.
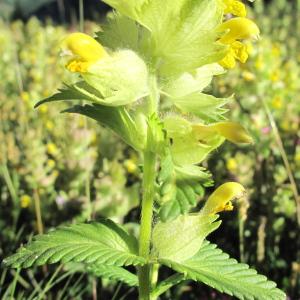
[9,268,20,300]
[238,215,245,263]
[79,0,84,32]
[138,150,156,300]
[261,98,300,226]
[33,189,44,235]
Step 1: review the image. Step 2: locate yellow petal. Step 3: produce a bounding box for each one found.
[223,0,247,17]
[219,48,237,69]
[66,58,90,73]
[210,122,253,144]
[231,41,249,63]
[63,32,107,62]
[219,17,260,44]
[201,182,245,215]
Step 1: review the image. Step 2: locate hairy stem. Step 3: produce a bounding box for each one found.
[138,149,156,300]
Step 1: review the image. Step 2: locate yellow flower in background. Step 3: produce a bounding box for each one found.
[223,0,246,17]
[47,159,56,168]
[219,17,260,69]
[201,182,245,215]
[124,159,137,174]
[47,143,58,156]
[255,56,264,70]
[46,120,54,131]
[20,195,31,208]
[270,70,280,82]
[20,92,30,103]
[62,32,108,73]
[242,70,255,81]
[226,158,238,172]
[38,105,48,114]
[271,96,282,109]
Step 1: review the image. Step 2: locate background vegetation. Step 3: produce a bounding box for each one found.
[0,0,299,299]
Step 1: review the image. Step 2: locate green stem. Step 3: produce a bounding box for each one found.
[261,98,300,226]
[138,149,156,300]
[33,189,44,235]
[238,214,245,263]
[79,0,84,32]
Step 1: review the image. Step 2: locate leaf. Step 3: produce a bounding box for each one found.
[169,125,224,165]
[63,104,146,151]
[102,0,227,76]
[34,82,94,108]
[160,241,286,300]
[162,63,225,98]
[96,12,141,52]
[158,154,212,221]
[83,50,148,105]
[150,273,185,299]
[172,93,229,122]
[88,264,138,286]
[152,214,220,262]
[3,220,146,268]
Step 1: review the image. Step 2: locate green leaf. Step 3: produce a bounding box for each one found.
[171,93,229,122]
[96,12,140,52]
[34,82,94,108]
[158,154,212,221]
[3,220,146,268]
[88,264,138,286]
[162,63,225,98]
[35,80,137,108]
[169,126,224,166]
[152,214,220,262]
[83,50,148,104]
[64,104,146,151]
[150,273,185,299]
[160,241,286,300]
[102,0,227,76]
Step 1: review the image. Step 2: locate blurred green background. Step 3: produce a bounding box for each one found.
[0,0,299,299]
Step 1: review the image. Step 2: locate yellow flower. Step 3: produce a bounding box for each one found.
[226,158,238,172]
[219,17,260,69]
[46,120,54,131]
[223,0,247,17]
[270,70,280,82]
[219,18,260,44]
[47,143,58,156]
[124,159,137,174]
[47,159,56,168]
[201,182,245,215]
[20,195,31,208]
[21,92,30,103]
[38,105,48,114]
[242,70,255,81]
[255,56,264,70]
[271,96,282,109]
[62,32,108,73]
[210,121,253,144]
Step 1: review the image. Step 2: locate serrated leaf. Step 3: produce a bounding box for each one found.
[3,220,146,269]
[172,93,229,122]
[150,273,185,299]
[63,104,145,150]
[162,64,225,98]
[160,241,286,300]
[102,0,227,76]
[158,154,212,221]
[88,264,138,286]
[96,12,141,52]
[152,214,221,262]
